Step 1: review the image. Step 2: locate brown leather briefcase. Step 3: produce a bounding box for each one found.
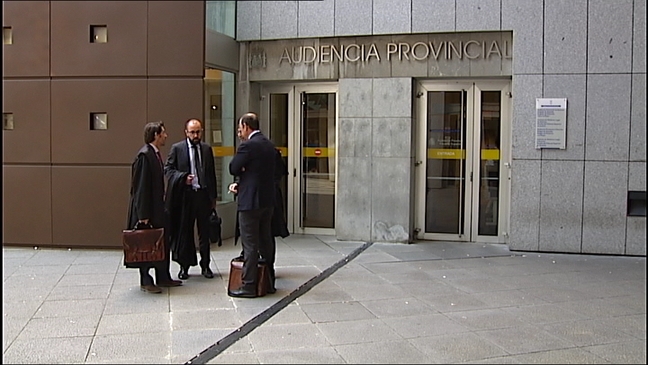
[122,227,165,264]
[227,257,269,297]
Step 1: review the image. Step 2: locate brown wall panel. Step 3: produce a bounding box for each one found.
[147,79,204,156]
[51,79,147,164]
[52,166,130,248]
[4,1,211,249]
[2,1,50,77]
[2,166,52,245]
[2,80,51,163]
[148,1,205,77]
[50,1,147,76]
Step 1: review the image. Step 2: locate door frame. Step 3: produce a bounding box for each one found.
[260,82,339,236]
[415,79,512,243]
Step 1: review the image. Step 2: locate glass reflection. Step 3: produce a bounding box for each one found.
[425,91,466,234]
[204,68,236,202]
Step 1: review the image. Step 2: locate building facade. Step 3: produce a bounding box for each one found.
[2,1,208,247]
[3,0,646,256]
[233,0,646,256]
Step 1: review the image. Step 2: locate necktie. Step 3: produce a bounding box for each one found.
[155,151,163,170]
[192,144,205,188]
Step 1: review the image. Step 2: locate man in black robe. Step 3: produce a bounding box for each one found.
[126,121,182,293]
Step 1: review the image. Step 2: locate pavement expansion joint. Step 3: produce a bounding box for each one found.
[184,241,374,364]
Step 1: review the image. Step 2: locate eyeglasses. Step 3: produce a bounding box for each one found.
[187,130,202,135]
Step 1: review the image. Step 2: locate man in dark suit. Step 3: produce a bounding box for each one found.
[228,112,277,298]
[232,148,289,292]
[164,118,218,280]
[126,121,182,293]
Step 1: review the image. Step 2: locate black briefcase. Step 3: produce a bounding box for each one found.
[209,209,222,246]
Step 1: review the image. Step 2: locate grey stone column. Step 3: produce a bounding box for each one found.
[337,77,414,243]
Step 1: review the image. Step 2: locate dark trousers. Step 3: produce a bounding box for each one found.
[238,206,274,289]
[139,239,172,285]
[188,188,211,268]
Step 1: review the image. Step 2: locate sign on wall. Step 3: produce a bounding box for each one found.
[246,32,513,81]
[535,98,567,149]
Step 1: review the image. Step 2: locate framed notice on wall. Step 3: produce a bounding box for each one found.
[535,98,567,149]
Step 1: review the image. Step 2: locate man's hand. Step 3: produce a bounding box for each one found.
[228,183,238,194]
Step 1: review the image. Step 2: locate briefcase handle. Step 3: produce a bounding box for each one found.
[133,221,154,230]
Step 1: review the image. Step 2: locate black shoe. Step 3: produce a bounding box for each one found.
[158,279,183,287]
[266,278,276,294]
[201,267,214,279]
[140,285,162,294]
[178,266,189,280]
[228,286,257,298]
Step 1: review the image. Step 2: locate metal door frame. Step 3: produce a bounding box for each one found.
[260,83,338,236]
[415,79,511,243]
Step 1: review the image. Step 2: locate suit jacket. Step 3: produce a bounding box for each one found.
[164,139,217,266]
[234,148,289,244]
[165,139,217,201]
[229,132,276,211]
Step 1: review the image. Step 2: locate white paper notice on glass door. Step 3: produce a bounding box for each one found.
[535,98,567,149]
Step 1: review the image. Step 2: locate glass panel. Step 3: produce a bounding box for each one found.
[206,1,236,38]
[302,93,336,229]
[204,68,236,203]
[269,94,289,223]
[478,91,501,235]
[425,91,466,234]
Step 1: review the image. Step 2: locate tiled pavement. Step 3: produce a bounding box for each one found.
[2,235,646,364]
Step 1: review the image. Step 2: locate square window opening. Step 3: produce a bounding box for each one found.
[3,27,12,45]
[3,113,14,130]
[627,191,646,217]
[90,25,107,43]
[90,113,108,130]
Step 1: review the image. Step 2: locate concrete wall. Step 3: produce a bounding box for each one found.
[336,78,414,243]
[236,0,646,255]
[3,1,205,247]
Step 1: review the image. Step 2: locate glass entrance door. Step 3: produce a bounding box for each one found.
[261,83,338,235]
[296,85,337,234]
[415,81,511,243]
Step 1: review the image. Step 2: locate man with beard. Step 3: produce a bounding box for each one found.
[165,118,218,280]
